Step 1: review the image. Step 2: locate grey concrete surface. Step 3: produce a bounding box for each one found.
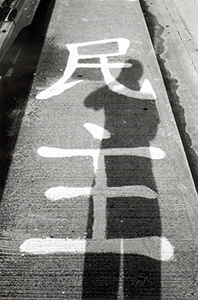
[0,0,198,299]
[141,0,198,190]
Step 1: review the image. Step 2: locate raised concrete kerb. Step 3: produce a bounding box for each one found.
[20,236,175,262]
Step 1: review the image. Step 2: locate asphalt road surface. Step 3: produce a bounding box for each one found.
[0,0,198,299]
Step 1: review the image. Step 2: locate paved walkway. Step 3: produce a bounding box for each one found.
[141,0,198,190]
[0,0,198,299]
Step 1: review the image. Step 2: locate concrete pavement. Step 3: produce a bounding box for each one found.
[141,0,198,190]
[0,0,198,299]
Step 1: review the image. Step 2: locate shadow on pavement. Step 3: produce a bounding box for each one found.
[82,60,161,299]
[0,0,56,202]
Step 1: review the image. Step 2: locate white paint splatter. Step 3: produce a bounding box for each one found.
[20,236,174,261]
[84,123,111,140]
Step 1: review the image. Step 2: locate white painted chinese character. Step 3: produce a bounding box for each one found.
[36,38,156,100]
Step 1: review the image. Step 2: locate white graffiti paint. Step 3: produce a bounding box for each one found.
[68,62,133,69]
[20,236,174,261]
[38,144,163,241]
[37,146,166,160]
[84,123,111,140]
[45,185,157,201]
[36,38,156,100]
[45,187,92,201]
[20,238,86,255]
[36,80,83,100]
[37,145,166,179]
[101,55,156,99]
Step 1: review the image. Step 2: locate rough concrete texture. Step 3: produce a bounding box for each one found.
[140,0,198,191]
[0,0,198,299]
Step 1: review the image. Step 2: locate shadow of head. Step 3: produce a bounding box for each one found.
[116,59,144,90]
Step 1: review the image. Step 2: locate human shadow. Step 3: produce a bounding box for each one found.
[82,59,161,299]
